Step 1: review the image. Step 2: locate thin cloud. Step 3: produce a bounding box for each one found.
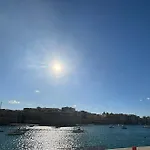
[147,97,150,100]
[27,64,47,69]
[35,90,40,93]
[72,105,77,108]
[8,100,20,104]
[140,99,143,102]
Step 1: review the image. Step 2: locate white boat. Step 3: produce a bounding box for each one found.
[72,127,84,133]
[143,125,150,128]
[19,128,30,132]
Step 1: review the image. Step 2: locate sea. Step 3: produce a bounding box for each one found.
[0,125,150,150]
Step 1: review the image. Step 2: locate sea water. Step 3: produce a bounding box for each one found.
[0,125,150,150]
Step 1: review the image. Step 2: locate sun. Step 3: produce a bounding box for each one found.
[49,60,66,77]
[51,61,64,75]
[52,63,62,72]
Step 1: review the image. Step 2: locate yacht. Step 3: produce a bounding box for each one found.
[72,127,84,133]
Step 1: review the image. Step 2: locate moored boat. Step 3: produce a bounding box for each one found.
[72,127,84,133]
[122,125,127,129]
[7,127,29,136]
[29,125,34,127]
[19,128,30,132]
[7,130,25,136]
[143,125,150,128]
[109,125,115,128]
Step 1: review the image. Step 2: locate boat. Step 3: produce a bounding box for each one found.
[7,131,25,135]
[143,125,150,128]
[122,125,127,129]
[109,125,115,128]
[7,130,26,136]
[72,127,84,133]
[0,128,4,132]
[7,127,29,136]
[7,132,25,135]
[19,127,30,132]
[29,125,34,127]
[55,126,61,128]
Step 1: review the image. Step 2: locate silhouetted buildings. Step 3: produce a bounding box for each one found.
[0,107,149,126]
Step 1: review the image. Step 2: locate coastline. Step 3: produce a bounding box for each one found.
[0,107,150,126]
[110,146,150,150]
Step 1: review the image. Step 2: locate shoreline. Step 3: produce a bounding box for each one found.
[0,124,146,127]
[110,146,150,150]
[0,107,150,126]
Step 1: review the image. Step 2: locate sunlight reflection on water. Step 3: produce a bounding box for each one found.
[1,125,150,150]
[8,126,85,150]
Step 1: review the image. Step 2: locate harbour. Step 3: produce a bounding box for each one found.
[0,125,150,149]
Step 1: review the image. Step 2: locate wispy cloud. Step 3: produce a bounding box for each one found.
[35,90,40,93]
[72,105,76,108]
[139,97,150,102]
[27,64,47,69]
[8,100,20,104]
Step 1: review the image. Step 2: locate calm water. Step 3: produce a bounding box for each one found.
[0,125,150,150]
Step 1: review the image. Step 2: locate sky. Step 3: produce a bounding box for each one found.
[1,0,150,116]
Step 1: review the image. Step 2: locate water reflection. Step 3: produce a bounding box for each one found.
[1,125,150,150]
[14,126,85,150]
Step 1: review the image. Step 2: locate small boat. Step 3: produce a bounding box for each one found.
[7,132,25,135]
[7,127,29,136]
[143,125,150,128]
[0,128,4,132]
[109,125,114,128]
[19,128,30,132]
[7,130,25,136]
[122,125,127,129]
[29,125,34,127]
[72,127,84,133]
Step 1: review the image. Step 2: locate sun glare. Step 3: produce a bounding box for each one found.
[52,63,62,72]
[50,61,64,76]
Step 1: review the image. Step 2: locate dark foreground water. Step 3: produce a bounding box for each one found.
[0,125,150,150]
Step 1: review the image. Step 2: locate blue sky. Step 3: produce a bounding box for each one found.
[1,0,150,116]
